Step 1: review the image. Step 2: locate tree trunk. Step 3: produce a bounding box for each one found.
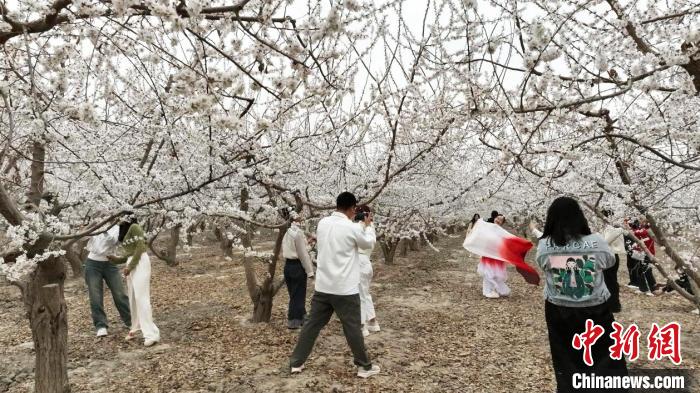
[62,243,83,278]
[399,238,409,257]
[186,222,197,246]
[380,240,399,265]
[214,226,233,258]
[251,286,274,323]
[23,256,69,393]
[409,237,420,251]
[164,224,181,266]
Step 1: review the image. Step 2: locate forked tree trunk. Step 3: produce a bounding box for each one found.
[380,240,399,265]
[240,187,292,323]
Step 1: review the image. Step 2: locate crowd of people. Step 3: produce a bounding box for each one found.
[465,198,696,392]
[81,193,382,378]
[80,193,692,390]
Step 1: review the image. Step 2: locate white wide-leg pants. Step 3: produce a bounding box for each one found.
[127,253,160,342]
[478,259,511,297]
[358,254,376,324]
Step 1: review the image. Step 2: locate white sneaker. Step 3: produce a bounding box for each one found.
[362,326,370,337]
[366,322,380,333]
[96,328,108,337]
[357,364,380,378]
[144,339,159,347]
[291,365,304,374]
[645,292,655,297]
[692,309,699,315]
[484,291,500,299]
[626,284,639,289]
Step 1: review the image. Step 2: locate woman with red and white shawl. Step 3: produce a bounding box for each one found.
[464,215,540,299]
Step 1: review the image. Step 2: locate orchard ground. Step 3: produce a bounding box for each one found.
[1,234,699,393]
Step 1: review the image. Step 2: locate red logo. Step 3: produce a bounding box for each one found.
[609,322,641,361]
[571,321,682,365]
[572,319,605,366]
[647,322,682,365]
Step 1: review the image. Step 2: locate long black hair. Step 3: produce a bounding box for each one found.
[487,210,499,223]
[118,214,138,242]
[541,197,591,246]
[470,213,480,225]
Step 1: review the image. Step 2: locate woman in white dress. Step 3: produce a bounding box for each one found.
[108,217,160,347]
[477,214,511,298]
[356,205,380,337]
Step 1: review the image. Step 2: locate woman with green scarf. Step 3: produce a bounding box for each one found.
[108,217,160,347]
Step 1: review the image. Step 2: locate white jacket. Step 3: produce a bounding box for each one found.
[282,223,315,277]
[86,225,120,262]
[314,212,376,295]
[603,225,625,257]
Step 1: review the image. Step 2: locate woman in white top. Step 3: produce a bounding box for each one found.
[355,205,380,337]
[465,213,480,234]
[282,210,315,329]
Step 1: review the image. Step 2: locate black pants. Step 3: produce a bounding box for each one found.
[632,257,657,292]
[289,291,372,370]
[284,259,307,322]
[625,255,639,287]
[603,255,621,313]
[545,301,628,393]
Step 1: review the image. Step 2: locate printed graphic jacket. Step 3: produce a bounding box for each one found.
[536,233,616,308]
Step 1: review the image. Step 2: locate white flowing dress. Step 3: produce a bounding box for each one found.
[358,245,376,324]
[126,253,160,342]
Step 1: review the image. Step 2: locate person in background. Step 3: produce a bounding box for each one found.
[622,218,640,290]
[466,213,480,234]
[487,210,499,223]
[282,209,315,329]
[289,192,380,378]
[535,197,627,392]
[354,205,380,337]
[624,218,660,296]
[108,216,160,347]
[601,209,623,313]
[478,214,510,299]
[84,223,131,337]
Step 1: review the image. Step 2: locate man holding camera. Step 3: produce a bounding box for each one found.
[288,191,380,378]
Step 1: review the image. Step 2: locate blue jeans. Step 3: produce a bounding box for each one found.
[84,259,131,329]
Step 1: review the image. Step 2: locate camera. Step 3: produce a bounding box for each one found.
[354,211,366,221]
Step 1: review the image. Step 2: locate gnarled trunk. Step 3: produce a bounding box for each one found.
[251,282,275,323]
[380,239,399,265]
[22,255,69,393]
